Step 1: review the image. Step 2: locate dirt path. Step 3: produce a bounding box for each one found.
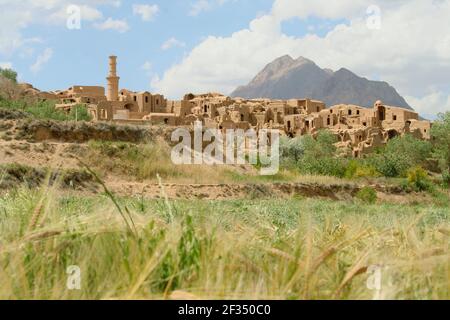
[107,181,356,200]
[104,180,430,204]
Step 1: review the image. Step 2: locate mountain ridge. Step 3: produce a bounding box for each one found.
[231,56,412,109]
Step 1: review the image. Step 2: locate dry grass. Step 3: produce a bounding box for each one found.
[85,139,259,184]
[0,181,448,300]
[84,139,354,186]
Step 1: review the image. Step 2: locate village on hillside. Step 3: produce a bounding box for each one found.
[19,56,431,157]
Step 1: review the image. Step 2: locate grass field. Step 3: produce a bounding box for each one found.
[0,184,448,300]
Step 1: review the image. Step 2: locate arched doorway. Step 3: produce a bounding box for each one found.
[387,129,399,140]
[124,103,138,113]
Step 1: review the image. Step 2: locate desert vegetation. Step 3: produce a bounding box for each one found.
[280,123,450,191]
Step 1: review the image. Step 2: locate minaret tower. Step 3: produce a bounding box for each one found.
[106,55,120,101]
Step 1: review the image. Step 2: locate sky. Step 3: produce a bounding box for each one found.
[0,0,449,119]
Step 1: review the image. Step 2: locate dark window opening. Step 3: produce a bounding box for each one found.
[393,115,397,121]
[145,96,149,103]
[164,118,169,124]
[348,110,352,115]
[327,118,331,125]
[378,106,386,121]
[133,96,137,102]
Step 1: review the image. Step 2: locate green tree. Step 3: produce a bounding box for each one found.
[299,130,347,177]
[431,112,450,185]
[0,67,18,83]
[280,136,305,165]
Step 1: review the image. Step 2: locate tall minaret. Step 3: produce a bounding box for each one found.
[106,55,120,101]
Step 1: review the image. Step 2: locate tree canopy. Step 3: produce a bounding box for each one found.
[0,67,18,83]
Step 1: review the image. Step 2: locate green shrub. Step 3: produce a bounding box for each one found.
[367,135,432,177]
[344,160,380,179]
[368,152,410,177]
[406,166,432,192]
[1,75,90,121]
[442,171,450,188]
[300,156,347,178]
[68,104,92,121]
[356,186,377,204]
[0,97,91,121]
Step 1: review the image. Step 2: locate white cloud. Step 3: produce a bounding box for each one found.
[48,5,103,23]
[189,0,211,16]
[30,48,53,73]
[188,0,234,16]
[94,17,130,33]
[0,1,119,55]
[0,62,13,69]
[142,61,152,71]
[161,37,186,50]
[112,0,122,7]
[142,61,155,77]
[271,0,370,21]
[405,92,450,119]
[152,0,450,117]
[133,4,159,21]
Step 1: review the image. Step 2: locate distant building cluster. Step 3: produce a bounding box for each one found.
[22,56,431,157]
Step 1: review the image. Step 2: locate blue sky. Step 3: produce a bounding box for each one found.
[2,0,275,92]
[1,0,450,118]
